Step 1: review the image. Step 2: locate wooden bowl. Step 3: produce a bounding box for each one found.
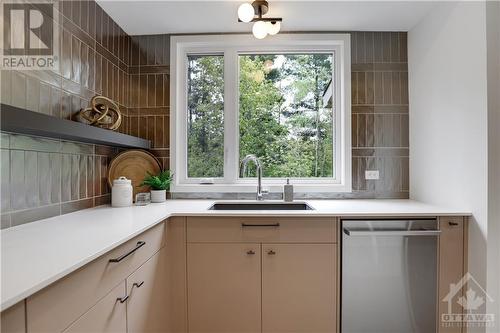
[108,150,162,199]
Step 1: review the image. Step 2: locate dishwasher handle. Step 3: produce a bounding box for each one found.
[343,229,441,237]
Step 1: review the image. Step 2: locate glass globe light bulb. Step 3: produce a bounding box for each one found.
[238,3,254,23]
[267,21,281,35]
[252,21,268,39]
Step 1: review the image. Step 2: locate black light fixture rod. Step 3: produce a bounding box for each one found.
[253,0,269,16]
[238,17,283,23]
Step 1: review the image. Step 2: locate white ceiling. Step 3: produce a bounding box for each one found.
[96,0,438,36]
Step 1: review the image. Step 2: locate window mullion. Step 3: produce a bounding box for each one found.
[223,48,238,184]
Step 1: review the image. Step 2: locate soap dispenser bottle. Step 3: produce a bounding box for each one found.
[283,178,293,202]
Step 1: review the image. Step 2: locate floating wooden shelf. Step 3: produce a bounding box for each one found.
[0,103,151,149]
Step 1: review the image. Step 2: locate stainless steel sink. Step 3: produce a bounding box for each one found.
[208,201,314,211]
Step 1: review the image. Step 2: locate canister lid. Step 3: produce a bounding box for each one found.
[113,176,131,185]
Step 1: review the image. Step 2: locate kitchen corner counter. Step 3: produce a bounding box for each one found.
[1,199,470,311]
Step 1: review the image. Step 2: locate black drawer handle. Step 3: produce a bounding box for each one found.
[109,241,146,263]
[246,250,256,255]
[449,222,459,226]
[117,295,129,303]
[133,281,144,288]
[241,223,280,228]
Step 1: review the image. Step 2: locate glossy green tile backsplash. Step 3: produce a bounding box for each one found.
[0,132,121,229]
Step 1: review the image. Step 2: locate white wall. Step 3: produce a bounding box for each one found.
[486,1,500,331]
[408,2,491,331]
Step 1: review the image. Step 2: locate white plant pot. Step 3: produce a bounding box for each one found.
[150,190,166,203]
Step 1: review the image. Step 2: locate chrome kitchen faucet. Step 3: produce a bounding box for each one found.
[240,154,265,200]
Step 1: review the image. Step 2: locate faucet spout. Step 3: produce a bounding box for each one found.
[240,154,264,200]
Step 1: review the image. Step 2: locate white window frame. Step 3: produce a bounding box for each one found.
[170,34,351,193]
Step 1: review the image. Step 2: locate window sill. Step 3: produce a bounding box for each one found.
[172,183,352,194]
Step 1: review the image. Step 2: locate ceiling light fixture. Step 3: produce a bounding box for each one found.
[237,0,282,39]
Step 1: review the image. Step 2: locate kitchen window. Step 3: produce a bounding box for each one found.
[171,34,351,193]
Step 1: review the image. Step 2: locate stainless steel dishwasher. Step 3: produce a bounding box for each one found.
[341,219,440,333]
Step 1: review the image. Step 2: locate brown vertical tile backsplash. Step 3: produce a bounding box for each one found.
[350,31,409,198]
[127,34,170,169]
[127,32,408,198]
[1,0,130,132]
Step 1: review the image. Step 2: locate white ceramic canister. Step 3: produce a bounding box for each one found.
[111,177,133,207]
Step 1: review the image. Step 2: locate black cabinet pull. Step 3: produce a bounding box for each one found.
[117,295,129,303]
[449,222,459,226]
[242,223,280,228]
[109,241,146,263]
[133,281,144,288]
[267,250,276,255]
[246,250,256,255]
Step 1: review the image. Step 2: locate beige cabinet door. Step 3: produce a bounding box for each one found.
[187,243,261,333]
[63,281,127,333]
[127,247,168,333]
[1,301,26,333]
[164,217,188,333]
[262,243,337,333]
[438,217,466,333]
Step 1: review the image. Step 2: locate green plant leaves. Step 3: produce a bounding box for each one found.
[140,170,173,191]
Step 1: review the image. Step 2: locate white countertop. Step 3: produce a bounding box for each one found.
[0,199,470,311]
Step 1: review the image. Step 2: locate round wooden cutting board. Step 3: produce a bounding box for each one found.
[108,150,162,198]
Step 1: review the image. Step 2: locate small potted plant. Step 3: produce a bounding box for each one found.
[140,170,173,203]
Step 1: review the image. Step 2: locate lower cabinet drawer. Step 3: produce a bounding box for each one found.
[27,222,165,333]
[127,248,169,333]
[187,217,337,243]
[62,282,127,333]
